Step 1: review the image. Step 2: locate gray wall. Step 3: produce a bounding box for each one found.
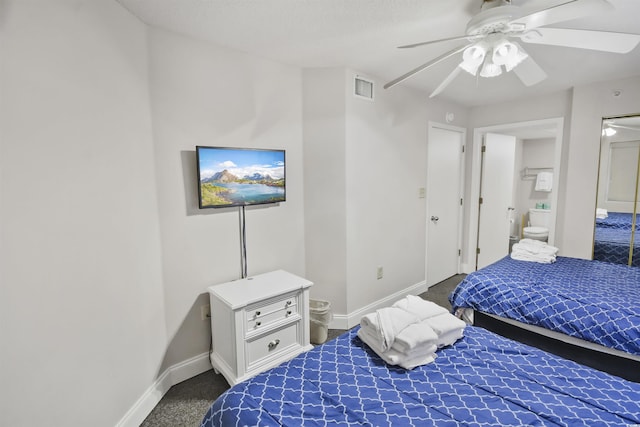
[1,1,166,425]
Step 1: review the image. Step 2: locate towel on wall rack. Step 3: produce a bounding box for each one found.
[535,172,553,192]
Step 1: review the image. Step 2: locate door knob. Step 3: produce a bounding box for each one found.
[431,216,439,222]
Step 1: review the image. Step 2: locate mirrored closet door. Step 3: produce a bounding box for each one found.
[593,115,640,266]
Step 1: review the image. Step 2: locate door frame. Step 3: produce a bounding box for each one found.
[426,121,466,288]
[465,117,564,273]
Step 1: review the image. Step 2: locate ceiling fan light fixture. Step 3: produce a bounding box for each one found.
[460,44,486,75]
[479,51,502,78]
[492,40,528,72]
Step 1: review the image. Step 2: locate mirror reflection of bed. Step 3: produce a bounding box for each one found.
[593,115,640,267]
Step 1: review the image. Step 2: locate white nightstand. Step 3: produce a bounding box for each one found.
[208,270,313,386]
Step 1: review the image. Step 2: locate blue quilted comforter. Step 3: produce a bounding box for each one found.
[596,212,640,230]
[450,256,640,355]
[594,213,640,266]
[201,326,640,426]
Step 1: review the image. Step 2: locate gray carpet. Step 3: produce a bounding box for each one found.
[141,273,465,426]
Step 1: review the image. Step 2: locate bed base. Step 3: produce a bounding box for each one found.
[474,311,640,383]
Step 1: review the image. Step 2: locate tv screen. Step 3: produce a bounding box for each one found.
[196,146,286,209]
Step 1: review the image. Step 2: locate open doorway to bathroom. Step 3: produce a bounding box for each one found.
[467,118,564,271]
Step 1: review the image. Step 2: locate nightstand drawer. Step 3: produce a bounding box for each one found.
[246,293,298,331]
[246,321,298,367]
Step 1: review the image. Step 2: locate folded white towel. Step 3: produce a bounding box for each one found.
[358,328,437,370]
[535,172,553,192]
[395,351,437,370]
[513,240,558,256]
[360,313,384,348]
[437,329,466,348]
[391,322,438,353]
[391,295,448,321]
[519,238,546,247]
[596,208,608,219]
[376,307,420,351]
[360,312,379,330]
[511,248,556,264]
[358,298,463,370]
[422,313,466,348]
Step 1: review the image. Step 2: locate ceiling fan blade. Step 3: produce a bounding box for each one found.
[399,35,481,49]
[429,67,462,98]
[384,44,471,90]
[521,28,640,53]
[512,54,548,87]
[509,0,612,31]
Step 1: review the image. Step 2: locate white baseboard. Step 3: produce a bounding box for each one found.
[116,352,211,427]
[461,263,473,274]
[328,279,427,330]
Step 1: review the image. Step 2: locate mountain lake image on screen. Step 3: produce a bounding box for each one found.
[196,146,286,208]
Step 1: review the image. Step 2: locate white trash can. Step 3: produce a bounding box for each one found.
[309,299,332,344]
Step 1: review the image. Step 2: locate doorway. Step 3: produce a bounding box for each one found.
[466,118,564,272]
[426,122,465,287]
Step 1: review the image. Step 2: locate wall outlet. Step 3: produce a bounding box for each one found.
[377,266,384,280]
[201,304,211,321]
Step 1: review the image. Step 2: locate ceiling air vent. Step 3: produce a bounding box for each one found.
[354,75,374,101]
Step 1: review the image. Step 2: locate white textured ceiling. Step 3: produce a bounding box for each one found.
[116,0,640,107]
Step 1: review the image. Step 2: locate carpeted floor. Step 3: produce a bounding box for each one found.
[140,273,466,426]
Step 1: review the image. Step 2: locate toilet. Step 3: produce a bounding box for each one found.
[523,208,551,242]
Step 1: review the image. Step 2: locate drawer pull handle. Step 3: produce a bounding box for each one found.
[268,339,280,350]
[286,310,292,316]
[256,321,262,327]
[286,300,292,306]
[255,311,261,316]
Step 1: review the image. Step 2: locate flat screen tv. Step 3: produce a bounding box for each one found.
[196,146,286,209]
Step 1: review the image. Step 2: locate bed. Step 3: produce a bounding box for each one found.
[449,255,640,380]
[200,325,640,426]
[593,211,640,266]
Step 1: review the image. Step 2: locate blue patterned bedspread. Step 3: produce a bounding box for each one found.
[593,225,640,266]
[596,212,640,230]
[200,326,640,427]
[450,256,640,355]
[594,212,640,266]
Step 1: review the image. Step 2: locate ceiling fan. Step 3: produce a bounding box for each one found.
[384,0,640,98]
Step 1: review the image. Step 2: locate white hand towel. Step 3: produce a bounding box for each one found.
[392,295,448,321]
[422,313,466,348]
[392,322,438,353]
[513,241,558,256]
[360,313,378,329]
[360,313,384,348]
[358,328,437,370]
[376,307,420,351]
[437,329,465,348]
[535,172,553,192]
[519,238,546,247]
[397,351,437,370]
[511,249,556,263]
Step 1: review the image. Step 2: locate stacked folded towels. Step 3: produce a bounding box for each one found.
[511,238,558,263]
[358,295,466,369]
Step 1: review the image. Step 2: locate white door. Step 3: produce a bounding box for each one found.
[426,124,464,287]
[476,133,516,269]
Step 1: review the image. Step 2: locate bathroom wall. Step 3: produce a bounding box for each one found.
[515,138,556,234]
